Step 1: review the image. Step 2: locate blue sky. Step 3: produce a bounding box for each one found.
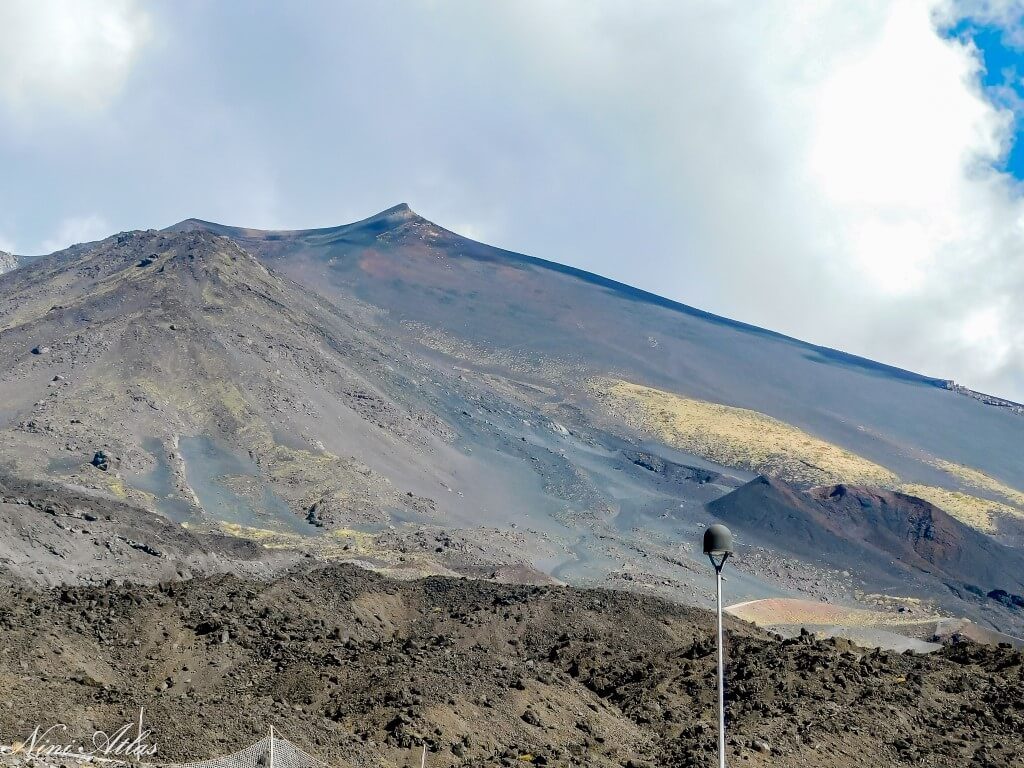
[1,0,1024,402]
[946,18,1024,179]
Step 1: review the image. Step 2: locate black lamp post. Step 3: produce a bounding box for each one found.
[703,523,733,768]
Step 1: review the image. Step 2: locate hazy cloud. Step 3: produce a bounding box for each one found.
[39,214,111,254]
[0,0,151,116]
[0,0,1023,400]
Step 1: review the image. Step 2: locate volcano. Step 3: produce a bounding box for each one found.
[0,204,1022,634]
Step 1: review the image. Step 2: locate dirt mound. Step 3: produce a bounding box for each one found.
[709,476,1024,632]
[810,483,1024,593]
[726,598,946,652]
[0,564,1021,768]
[928,617,1024,648]
[726,597,926,628]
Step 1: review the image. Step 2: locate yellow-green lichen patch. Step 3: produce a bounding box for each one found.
[593,379,898,486]
[898,484,1020,533]
[209,522,459,580]
[930,459,1024,510]
[214,521,377,557]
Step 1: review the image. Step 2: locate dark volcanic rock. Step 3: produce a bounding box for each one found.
[91,449,112,471]
[0,564,1020,768]
[623,450,724,485]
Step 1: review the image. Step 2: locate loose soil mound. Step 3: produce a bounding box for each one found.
[710,476,1024,634]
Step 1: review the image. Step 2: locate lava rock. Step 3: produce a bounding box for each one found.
[91,450,111,471]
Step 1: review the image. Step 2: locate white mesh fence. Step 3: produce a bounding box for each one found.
[0,734,339,768]
[148,734,336,768]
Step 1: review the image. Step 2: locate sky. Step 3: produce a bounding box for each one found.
[1,1,1024,402]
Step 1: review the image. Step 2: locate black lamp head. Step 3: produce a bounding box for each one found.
[703,524,733,556]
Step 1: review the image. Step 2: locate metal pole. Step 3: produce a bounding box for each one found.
[716,567,726,768]
[269,726,274,768]
[704,525,732,768]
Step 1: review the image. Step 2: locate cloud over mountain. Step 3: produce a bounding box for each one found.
[1,0,1022,398]
[0,0,151,116]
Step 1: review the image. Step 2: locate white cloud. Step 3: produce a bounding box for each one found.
[0,0,151,115]
[1,0,1024,399]
[462,0,1024,398]
[39,214,110,254]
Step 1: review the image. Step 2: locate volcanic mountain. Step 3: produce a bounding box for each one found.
[1,204,1023,635]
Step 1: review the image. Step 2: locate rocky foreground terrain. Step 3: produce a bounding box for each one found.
[0,563,1021,768]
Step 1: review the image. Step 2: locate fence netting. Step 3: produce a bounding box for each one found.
[149,734,335,768]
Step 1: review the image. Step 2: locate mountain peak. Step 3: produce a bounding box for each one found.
[347,202,424,230]
[165,203,424,241]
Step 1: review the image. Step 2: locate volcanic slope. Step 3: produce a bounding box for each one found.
[0,564,1021,768]
[0,228,461,531]
[174,205,1024,535]
[3,207,1024,631]
[0,227,745,601]
[0,474,300,585]
[172,205,1024,625]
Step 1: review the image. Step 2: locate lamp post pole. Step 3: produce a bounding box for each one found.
[714,556,727,768]
[703,524,733,768]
